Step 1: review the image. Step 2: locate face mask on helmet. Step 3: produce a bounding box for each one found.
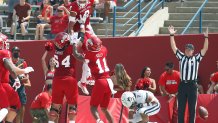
[54,32,70,51]
[121,91,136,108]
[86,35,102,51]
[77,0,88,8]
[0,33,9,50]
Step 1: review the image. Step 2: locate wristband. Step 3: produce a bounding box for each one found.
[80,24,85,29]
[204,36,208,38]
[78,32,85,42]
[69,16,76,23]
[170,34,174,36]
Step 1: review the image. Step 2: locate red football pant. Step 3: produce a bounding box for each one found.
[0,84,9,109]
[90,79,111,108]
[52,76,78,105]
[2,83,21,109]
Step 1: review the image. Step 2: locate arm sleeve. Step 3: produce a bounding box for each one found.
[1,50,11,62]
[195,52,203,62]
[175,49,184,61]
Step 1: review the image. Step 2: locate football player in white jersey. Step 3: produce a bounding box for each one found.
[121,90,160,123]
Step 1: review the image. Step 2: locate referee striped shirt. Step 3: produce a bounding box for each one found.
[176,49,203,81]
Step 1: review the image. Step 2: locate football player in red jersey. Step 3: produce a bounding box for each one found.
[0,33,34,122]
[69,0,95,35]
[72,34,116,123]
[48,32,79,123]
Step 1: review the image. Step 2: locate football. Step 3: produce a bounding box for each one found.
[198,106,208,120]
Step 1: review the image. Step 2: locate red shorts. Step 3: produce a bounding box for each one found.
[2,83,21,109]
[90,79,111,108]
[52,76,78,105]
[0,84,9,108]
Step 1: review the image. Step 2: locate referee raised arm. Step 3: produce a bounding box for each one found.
[168,25,209,123]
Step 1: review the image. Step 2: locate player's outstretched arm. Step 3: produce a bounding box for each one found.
[72,44,85,62]
[201,27,209,56]
[3,58,34,78]
[168,25,178,54]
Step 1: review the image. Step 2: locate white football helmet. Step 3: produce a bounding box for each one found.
[77,0,88,8]
[121,91,136,108]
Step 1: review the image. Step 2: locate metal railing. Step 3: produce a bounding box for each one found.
[112,0,164,37]
[181,0,208,34]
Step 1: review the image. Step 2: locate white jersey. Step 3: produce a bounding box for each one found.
[132,90,158,105]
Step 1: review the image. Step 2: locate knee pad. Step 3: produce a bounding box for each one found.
[0,108,8,122]
[10,106,19,113]
[68,105,77,116]
[49,106,60,118]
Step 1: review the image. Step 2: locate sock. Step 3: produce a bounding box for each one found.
[48,121,55,123]
[0,108,8,122]
[5,121,12,123]
[96,119,101,123]
[69,121,75,123]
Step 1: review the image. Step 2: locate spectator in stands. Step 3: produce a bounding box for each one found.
[158,62,180,97]
[104,0,116,22]
[44,7,68,39]
[35,0,53,40]
[59,0,71,15]
[207,61,218,94]
[10,0,31,40]
[138,66,156,93]
[95,0,116,22]
[30,84,52,123]
[110,63,132,98]
[7,0,19,28]
[9,46,31,123]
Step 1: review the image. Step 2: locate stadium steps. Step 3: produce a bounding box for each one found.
[159,0,218,34]
[94,1,161,37]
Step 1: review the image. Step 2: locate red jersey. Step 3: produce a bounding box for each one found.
[45,70,55,80]
[158,70,180,94]
[14,3,31,23]
[211,72,218,83]
[31,92,52,109]
[70,1,92,32]
[54,45,76,77]
[41,5,52,17]
[84,46,110,79]
[50,15,69,34]
[0,50,12,83]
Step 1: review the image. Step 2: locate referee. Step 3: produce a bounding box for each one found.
[168,25,209,123]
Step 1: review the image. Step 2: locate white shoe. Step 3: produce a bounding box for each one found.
[96,119,104,123]
[78,81,89,95]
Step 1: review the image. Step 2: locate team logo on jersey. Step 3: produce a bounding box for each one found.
[96,53,103,58]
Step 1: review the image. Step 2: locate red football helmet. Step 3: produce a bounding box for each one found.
[77,0,88,8]
[0,33,9,50]
[86,35,102,51]
[54,32,70,50]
